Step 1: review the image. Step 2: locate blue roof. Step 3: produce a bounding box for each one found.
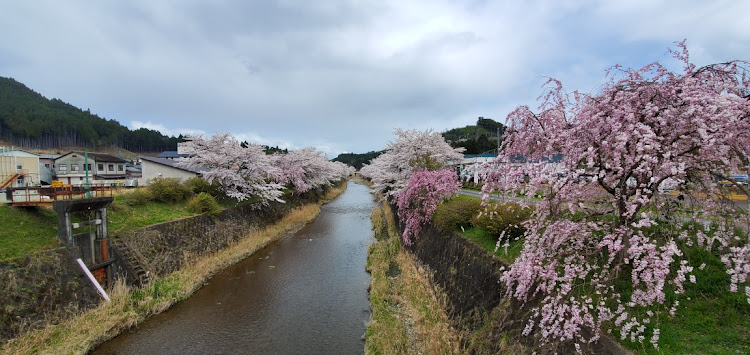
[157,151,189,159]
[463,153,497,159]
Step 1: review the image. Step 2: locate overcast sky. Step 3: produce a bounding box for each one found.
[1,1,748,157]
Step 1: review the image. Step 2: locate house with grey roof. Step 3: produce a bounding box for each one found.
[157,151,190,159]
[54,151,128,185]
[139,156,203,185]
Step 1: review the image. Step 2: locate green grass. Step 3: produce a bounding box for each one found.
[0,193,200,261]
[0,205,60,261]
[616,245,750,354]
[460,226,523,265]
[108,195,196,234]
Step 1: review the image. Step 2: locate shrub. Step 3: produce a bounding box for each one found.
[433,195,482,233]
[120,187,153,206]
[183,177,221,196]
[187,192,221,216]
[148,177,193,202]
[461,181,484,191]
[473,202,533,241]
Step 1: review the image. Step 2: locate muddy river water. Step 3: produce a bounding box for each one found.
[93,181,376,354]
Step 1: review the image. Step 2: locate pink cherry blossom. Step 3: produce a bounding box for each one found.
[484,40,750,347]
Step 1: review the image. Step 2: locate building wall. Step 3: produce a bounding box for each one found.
[0,149,40,187]
[55,154,95,185]
[55,153,126,185]
[39,158,55,184]
[140,160,198,185]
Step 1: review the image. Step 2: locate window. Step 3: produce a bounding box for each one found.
[118,164,124,171]
[98,164,104,171]
[16,165,22,172]
[59,164,67,172]
[86,164,92,171]
[16,177,23,185]
[44,163,50,168]
[108,164,114,172]
[71,164,80,172]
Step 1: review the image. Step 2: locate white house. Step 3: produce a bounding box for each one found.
[139,156,203,185]
[0,147,40,188]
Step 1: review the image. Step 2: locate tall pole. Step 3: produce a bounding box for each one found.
[497,127,500,155]
[13,146,17,187]
[85,152,91,198]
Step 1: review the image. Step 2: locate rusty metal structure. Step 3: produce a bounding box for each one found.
[5,184,114,207]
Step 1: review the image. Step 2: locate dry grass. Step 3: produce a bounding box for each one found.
[365,205,409,354]
[1,204,323,355]
[322,181,348,202]
[365,201,461,355]
[352,176,373,187]
[394,251,461,354]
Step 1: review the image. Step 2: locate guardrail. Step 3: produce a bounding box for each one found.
[7,184,114,206]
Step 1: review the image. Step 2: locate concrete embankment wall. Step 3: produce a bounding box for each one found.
[113,188,327,283]
[389,204,627,354]
[0,187,330,344]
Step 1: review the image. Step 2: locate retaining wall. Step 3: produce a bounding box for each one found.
[113,190,325,281]
[391,205,627,354]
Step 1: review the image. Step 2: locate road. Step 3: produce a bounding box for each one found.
[459,189,540,205]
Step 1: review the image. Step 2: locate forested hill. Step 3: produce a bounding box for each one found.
[332,151,383,170]
[0,76,182,152]
[335,117,505,169]
[442,117,505,154]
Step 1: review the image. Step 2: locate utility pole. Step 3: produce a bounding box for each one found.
[497,127,500,155]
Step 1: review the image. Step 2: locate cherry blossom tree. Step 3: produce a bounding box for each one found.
[274,147,354,193]
[395,168,460,244]
[483,41,750,347]
[177,134,285,202]
[361,129,464,243]
[360,128,464,198]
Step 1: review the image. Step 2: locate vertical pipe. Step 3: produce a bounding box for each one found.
[64,212,73,245]
[101,239,108,262]
[99,207,108,239]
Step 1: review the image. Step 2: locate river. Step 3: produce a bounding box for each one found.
[93,180,376,354]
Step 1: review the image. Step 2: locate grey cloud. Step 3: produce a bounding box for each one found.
[0,1,747,156]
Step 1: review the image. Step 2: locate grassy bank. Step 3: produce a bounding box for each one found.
[460,226,523,265]
[0,191,197,262]
[0,205,59,261]
[365,202,460,354]
[1,183,348,355]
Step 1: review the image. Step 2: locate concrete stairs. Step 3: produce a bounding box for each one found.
[110,238,151,286]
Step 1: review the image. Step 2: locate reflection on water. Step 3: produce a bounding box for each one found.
[94,181,375,354]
